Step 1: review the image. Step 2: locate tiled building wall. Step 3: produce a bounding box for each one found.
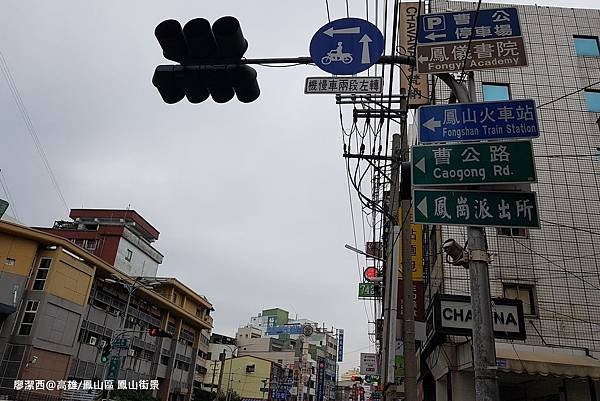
[429,0,600,350]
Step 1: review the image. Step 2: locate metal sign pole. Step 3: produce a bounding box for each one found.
[465,71,500,401]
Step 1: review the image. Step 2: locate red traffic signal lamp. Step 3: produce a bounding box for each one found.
[153,16,260,104]
[351,376,364,383]
[148,328,173,338]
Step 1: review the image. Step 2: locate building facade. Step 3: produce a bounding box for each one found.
[203,333,237,393]
[0,221,213,401]
[37,208,164,277]
[220,355,285,401]
[421,2,600,400]
[244,309,340,401]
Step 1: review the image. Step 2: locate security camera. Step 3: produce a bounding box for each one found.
[442,239,468,267]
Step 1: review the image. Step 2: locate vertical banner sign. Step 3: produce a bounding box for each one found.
[337,329,344,362]
[398,3,429,106]
[316,358,326,401]
[395,209,424,281]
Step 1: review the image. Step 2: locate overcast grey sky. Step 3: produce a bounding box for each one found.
[1,0,597,373]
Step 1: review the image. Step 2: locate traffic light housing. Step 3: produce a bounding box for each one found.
[100,341,112,364]
[153,16,260,104]
[148,328,173,338]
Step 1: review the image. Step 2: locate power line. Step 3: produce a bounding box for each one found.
[0,50,69,214]
[536,80,600,109]
[511,238,600,292]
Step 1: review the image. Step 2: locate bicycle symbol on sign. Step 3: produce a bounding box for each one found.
[321,42,353,65]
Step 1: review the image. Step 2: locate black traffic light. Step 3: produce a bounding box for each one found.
[100,341,112,364]
[148,328,173,338]
[153,16,260,104]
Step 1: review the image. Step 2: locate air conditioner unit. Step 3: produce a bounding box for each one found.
[128,349,135,357]
[89,336,97,346]
[99,340,107,348]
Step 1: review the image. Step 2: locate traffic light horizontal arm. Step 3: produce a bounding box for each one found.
[161,54,414,68]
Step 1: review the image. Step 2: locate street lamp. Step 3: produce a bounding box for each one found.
[101,275,161,400]
[221,344,240,401]
[102,275,162,332]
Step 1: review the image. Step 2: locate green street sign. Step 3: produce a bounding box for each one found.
[358,282,379,299]
[412,140,536,186]
[0,199,8,218]
[413,189,540,228]
[394,355,405,379]
[106,356,121,380]
[112,338,129,349]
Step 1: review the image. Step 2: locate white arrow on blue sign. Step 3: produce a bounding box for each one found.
[418,99,540,143]
[310,18,384,75]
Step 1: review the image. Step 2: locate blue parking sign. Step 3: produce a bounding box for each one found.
[310,18,384,75]
[418,8,521,44]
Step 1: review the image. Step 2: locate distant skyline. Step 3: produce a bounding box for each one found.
[1,0,597,373]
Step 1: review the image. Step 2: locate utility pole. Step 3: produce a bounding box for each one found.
[210,359,218,393]
[465,72,500,401]
[217,351,225,394]
[400,96,417,401]
[382,134,401,401]
[440,71,499,401]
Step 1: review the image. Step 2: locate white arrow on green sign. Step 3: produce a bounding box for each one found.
[412,140,536,186]
[413,189,539,228]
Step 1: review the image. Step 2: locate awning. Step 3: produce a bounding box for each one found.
[0,303,16,315]
[496,342,600,379]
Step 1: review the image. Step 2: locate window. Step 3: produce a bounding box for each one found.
[176,360,190,371]
[32,258,52,291]
[18,301,39,335]
[574,36,600,56]
[497,228,528,238]
[160,355,170,365]
[125,249,133,262]
[84,240,97,251]
[482,83,510,101]
[584,90,600,112]
[503,284,537,316]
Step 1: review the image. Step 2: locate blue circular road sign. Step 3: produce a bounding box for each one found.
[310,18,384,75]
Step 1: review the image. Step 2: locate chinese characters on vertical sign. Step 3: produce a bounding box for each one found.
[337,329,344,362]
[398,3,429,106]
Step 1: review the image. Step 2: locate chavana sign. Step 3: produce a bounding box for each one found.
[426,294,526,340]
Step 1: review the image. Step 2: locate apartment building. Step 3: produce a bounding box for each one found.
[0,220,213,401]
[37,208,164,277]
[421,2,600,400]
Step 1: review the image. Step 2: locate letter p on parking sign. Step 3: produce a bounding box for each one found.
[425,15,445,31]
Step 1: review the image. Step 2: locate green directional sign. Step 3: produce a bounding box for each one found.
[359,282,379,299]
[413,189,540,228]
[112,338,129,349]
[412,140,536,186]
[106,356,121,380]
